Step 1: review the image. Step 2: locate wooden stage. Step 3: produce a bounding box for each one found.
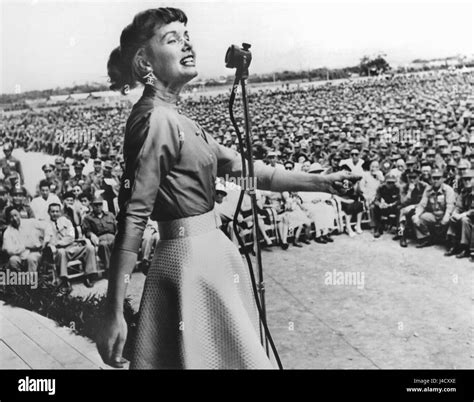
[0,301,127,369]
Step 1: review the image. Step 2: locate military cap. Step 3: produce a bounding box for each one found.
[42,163,54,172]
[451,146,462,153]
[458,160,470,169]
[92,195,104,204]
[385,173,397,182]
[447,159,458,168]
[406,170,420,177]
[308,163,324,173]
[10,186,26,195]
[73,161,84,168]
[312,139,323,147]
[103,160,114,169]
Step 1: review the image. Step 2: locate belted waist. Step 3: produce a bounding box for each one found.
[158,209,220,240]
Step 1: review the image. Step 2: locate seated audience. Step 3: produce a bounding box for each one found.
[81,195,116,270]
[30,179,62,220]
[43,203,98,289]
[413,169,455,248]
[2,206,45,272]
[445,169,474,258]
[395,169,427,247]
[372,173,401,238]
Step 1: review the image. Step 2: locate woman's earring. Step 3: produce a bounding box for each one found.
[143,71,157,86]
[122,84,130,95]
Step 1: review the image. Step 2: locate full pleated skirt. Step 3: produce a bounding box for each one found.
[130,209,275,369]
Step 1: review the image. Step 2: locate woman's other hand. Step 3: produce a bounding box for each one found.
[96,309,128,368]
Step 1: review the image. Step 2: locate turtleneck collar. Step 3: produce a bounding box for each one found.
[143,84,181,107]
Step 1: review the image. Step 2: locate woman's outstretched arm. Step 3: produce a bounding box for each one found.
[209,136,361,194]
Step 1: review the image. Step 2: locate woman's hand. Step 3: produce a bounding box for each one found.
[96,309,128,368]
[322,171,362,196]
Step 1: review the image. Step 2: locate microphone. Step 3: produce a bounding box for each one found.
[225,43,252,79]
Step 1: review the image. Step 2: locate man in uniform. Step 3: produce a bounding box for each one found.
[86,159,104,194]
[400,157,419,184]
[445,170,474,259]
[451,145,469,168]
[413,168,455,248]
[68,161,89,193]
[453,160,471,194]
[310,139,327,165]
[373,173,401,238]
[10,187,34,220]
[444,160,458,189]
[377,142,391,170]
[82,195,116,271]
[0,143,24,185]
[395,170,427,247]
[53,156,66,178]
[420,163,433,186]
[40,163,62,196]
[424,149,438,169]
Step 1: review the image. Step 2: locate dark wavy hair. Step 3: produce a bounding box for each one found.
[4,206,20,224]
[107,7,187,94]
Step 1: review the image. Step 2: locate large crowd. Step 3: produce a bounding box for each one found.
[0,69,473,290]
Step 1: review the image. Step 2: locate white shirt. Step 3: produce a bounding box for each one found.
[389,168,403,184]
[82,159,95,176]
[360,171,383,203]
[44,216,75,247]
[340,158,365,176]
[2,219,46,257]
[29,194,62,221]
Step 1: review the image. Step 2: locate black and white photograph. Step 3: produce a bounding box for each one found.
[0,0,473,399]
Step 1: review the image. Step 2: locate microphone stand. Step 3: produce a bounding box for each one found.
[232,59,269,355]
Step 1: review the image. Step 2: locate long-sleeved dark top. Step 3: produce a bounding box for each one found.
[374,183,401,207]
[114,85,276,254]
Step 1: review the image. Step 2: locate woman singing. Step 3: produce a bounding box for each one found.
[97,7,360,369]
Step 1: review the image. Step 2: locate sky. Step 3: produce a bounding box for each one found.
[0,0,473,94]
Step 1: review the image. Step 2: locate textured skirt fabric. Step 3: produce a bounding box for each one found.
[130,209,275,369]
